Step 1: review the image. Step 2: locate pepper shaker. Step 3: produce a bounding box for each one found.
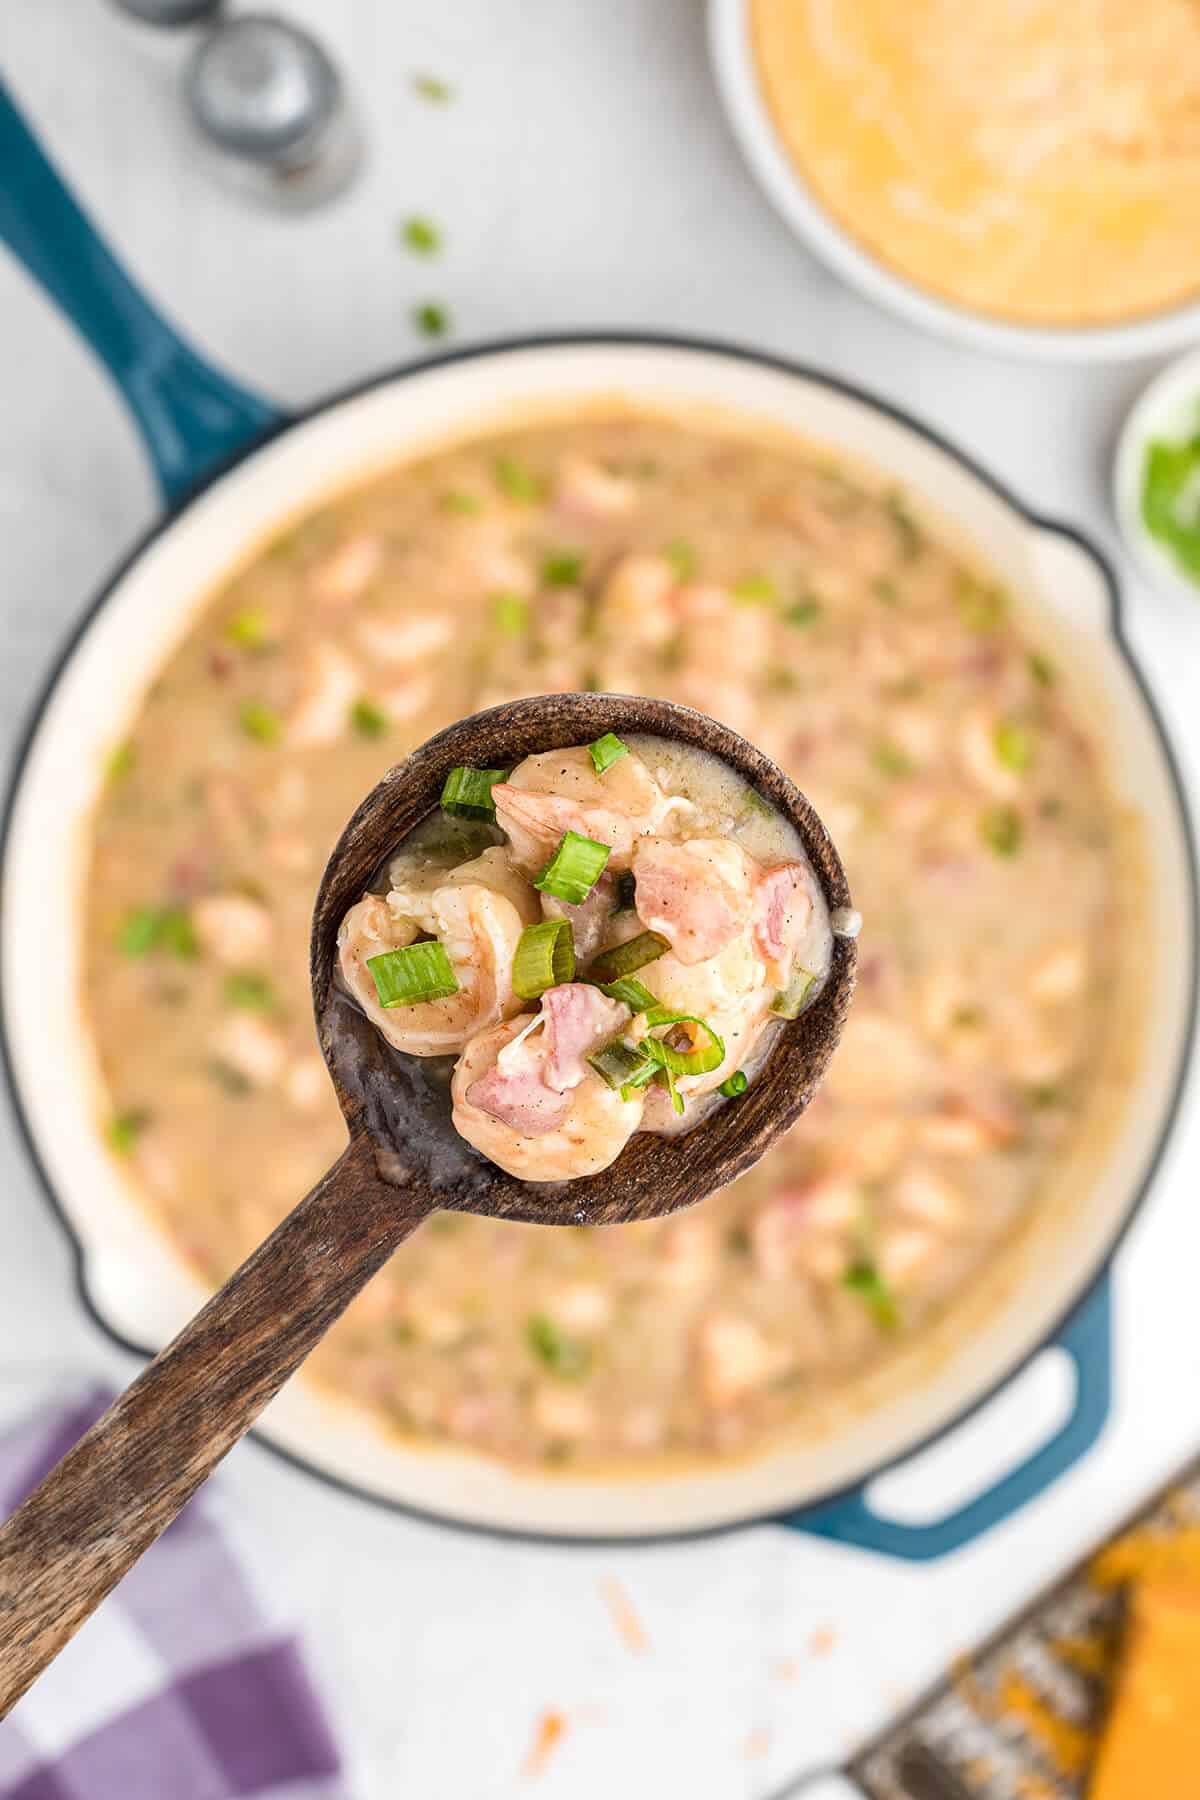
[183,13,363,210]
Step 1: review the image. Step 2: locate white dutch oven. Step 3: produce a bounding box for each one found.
[0,82,1194,1555]
[709,0,1200,362]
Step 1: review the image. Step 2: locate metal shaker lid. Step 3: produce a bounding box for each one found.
[109,0,223,23]
[184,13,342,163]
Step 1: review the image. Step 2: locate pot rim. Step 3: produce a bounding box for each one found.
[2,329,1195,1544]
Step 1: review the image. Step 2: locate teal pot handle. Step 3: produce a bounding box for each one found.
[0,77,281,503]
[781,1275,1112,1561]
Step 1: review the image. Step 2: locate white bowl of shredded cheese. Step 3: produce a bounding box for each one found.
[710,0,1200,361]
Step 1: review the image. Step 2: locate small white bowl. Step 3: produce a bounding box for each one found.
[709,0,1200,363]
[1114,348,1200,605]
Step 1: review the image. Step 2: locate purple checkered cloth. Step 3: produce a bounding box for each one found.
[0,1389,347,1800]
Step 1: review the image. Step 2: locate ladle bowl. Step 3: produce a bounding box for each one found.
[0,692,854,1711]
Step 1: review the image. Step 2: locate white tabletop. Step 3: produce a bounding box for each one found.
[3,5,1200,1796]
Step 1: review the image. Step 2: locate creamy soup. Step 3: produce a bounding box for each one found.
[86,416,1127,1469]
[751,0,1200,327]
[336,733,835,1180]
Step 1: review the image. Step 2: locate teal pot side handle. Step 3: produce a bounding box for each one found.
[0,76,281,504]
[778,1275,1113,1562]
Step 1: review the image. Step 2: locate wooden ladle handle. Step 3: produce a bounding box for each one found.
[0,1130,427,1714]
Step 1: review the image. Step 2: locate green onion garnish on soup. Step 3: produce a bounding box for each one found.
[542,551,583,587]
[512,919,576,1000]
[367,941,459,1008]
[533,832,611,905]
[718,1070,749,1098]
[980,805,1022,858]
[638,1008,725,1078]
[598,975,657,1013]
[771,967,816,1019]
[993,718,1033,772]
[588,931,669,984]
[588,1040,656,1093]
[588,732,628,775]
[239,699,282,745]
[350,698,388,740]
[491,591,529,637]
[526,1314,590,1379]
[842,1259,900,1331]
[440,766,507,820]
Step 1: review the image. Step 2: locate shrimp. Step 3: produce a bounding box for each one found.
[338,857,532,1057]
[597,553,677,650]
[311,534,383,607]
[191,893,271,966]
[287,642,360,747]
[555,454,637,519]
[452,992,643,1182]
[354,611,452,664]
[632,836,756,965]
[492,746,685,875]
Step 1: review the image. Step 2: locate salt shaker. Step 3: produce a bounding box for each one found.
[183,13,363,210]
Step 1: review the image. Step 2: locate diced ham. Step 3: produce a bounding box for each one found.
[539,984,629,1091]
[466,1060,570,1137]
[632,837,755,965]
[752,862,814,981]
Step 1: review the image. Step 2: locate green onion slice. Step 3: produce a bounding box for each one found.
[588,732,628,775]
[588,1039,655,1092]
[512,919,576,1000]
[656,1065,686,1115]
[587,930,668,984]
[367,941,459,1008]
[440,766,507,821]
[842,1259,900,1331]
[771,968,817,1020]
[598,975,657,1013]
[638,1008,725,1078]
[533,831,611,905]
[527,1313,591,1379]
[718,1070,749,1098]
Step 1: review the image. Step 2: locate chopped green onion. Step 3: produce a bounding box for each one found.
[656,1064,686,1115]
[412,72,454,103]
[368,941,459,1008]
[732,573,777,605]
[350,698,388,739]
[208,1059,251,1096]
[239,699,282,744]
[980,805,1022,858]
[872,578,899,607]
[491,591,529,636]
[542,550,583,587]
[739,786,773,819]
[117,906,196,960]
[994,718,1033,772]
[638,1008,725,1077]
[588,1040,655,1092]
[871,742,913,778]
[105,740,136,784]
[401,215,441,255]
[664,539,696,580]
[843,1259,900,1330]
[533,831,611,905]
[440,766,507,820]
[223,972,275,1011]
[1027,1083,1063,1110]
[719,1070,749,1098]
[588,732,628,775]
[1028,651,1056,688]
[494,456,544,504]
[1141,437,1200,580]
[956,575,1008,632]
[442,490,483,515]
[587,931,669,984]
[785,598,822,628]
[612,870,637,913]
[225,607,271,650]
[527,1314,591,1379]
[107,1110,149,1155]
[885,490,922,560]
[598,976,657,1012]
[771,967,817,1019]
[512,919,576,1000]
[413,301,450,338]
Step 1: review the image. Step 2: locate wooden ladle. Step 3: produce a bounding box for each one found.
[0,692,854,1712]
